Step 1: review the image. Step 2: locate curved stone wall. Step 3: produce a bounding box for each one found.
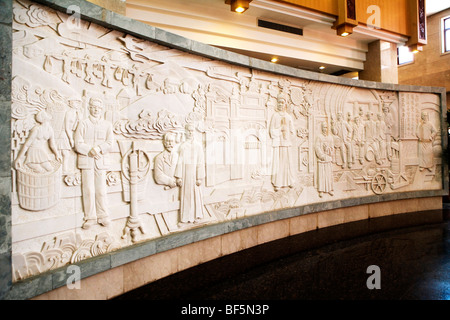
[32,197,445,300]
[1,0,447,300]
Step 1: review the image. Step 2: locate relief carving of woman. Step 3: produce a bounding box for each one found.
[15,110,62,173]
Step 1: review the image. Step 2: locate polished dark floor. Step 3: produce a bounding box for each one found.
[115,208,450,300]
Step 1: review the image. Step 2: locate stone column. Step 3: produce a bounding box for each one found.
[359,40,399,84]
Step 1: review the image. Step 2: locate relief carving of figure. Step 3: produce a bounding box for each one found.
[376,113,387,160]
[74,97,114,229]
[364,112,382,165]
[58,98,82,173]
[100,57,114,88]
[416,111,437,172]
[83,55,95,84]
[331,112,353,169]
[175,124,205,225]
[15,110,62,173]
[352,115,365,165]
[14,110,63,212]
[344,112,355,168]
[382,105,394,160]
[269,93,295,191]
[154,132,179,190]
[315,121,334,197]
[60,52,73,84]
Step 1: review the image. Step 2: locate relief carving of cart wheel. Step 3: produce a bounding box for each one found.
[371,173,388,195]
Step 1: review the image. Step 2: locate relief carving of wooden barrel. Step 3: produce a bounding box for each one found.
[17,161,61,211]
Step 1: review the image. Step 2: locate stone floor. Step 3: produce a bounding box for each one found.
[115,208,450,301]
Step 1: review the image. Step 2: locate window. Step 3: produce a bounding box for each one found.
[443,16,450,53]
[397,45,414,65]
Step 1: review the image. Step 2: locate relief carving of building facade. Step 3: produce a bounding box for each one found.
[10,0,444,282]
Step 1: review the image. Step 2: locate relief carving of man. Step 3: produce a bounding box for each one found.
[352,115,365,165]
[315,121,334,198]
[331,112,354,169]
[59,98,82,173]
[382,105,394,161]
[416,111,437,172]
[364,112,382,165]
[376,113,387,160]
[269,93,295,191]
[175,123,205,225]
[154,132,178,190]
[74,97,114,229]
[344,112,355,167]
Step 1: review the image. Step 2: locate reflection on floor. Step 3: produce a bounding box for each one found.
[115,209,450,300]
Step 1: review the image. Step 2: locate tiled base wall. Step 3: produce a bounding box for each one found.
[32,196,443,300]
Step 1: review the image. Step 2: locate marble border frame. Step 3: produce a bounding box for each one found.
[0,0,448,300]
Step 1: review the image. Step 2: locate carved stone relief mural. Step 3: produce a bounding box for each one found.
[10,0,444,282]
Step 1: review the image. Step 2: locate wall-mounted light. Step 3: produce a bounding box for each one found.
[335,0,357,37]
[409,44,423,54]
[225,0,252,14]
[336,24,353,37]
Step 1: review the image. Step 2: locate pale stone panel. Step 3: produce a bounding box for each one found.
[256,219,290,245]
[416,196,443,211]
[289,213,318,235]
[221,227,259,256]
[318,208,346,229]
[33,266,124,300]
[122,247,178,293]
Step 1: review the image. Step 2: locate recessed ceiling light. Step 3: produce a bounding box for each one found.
[229,0,251,13]
[271,57,278,63]
[319,66,326,70]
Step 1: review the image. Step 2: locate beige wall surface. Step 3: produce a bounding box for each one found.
[398,8,450,109]
[87,0,126,15]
